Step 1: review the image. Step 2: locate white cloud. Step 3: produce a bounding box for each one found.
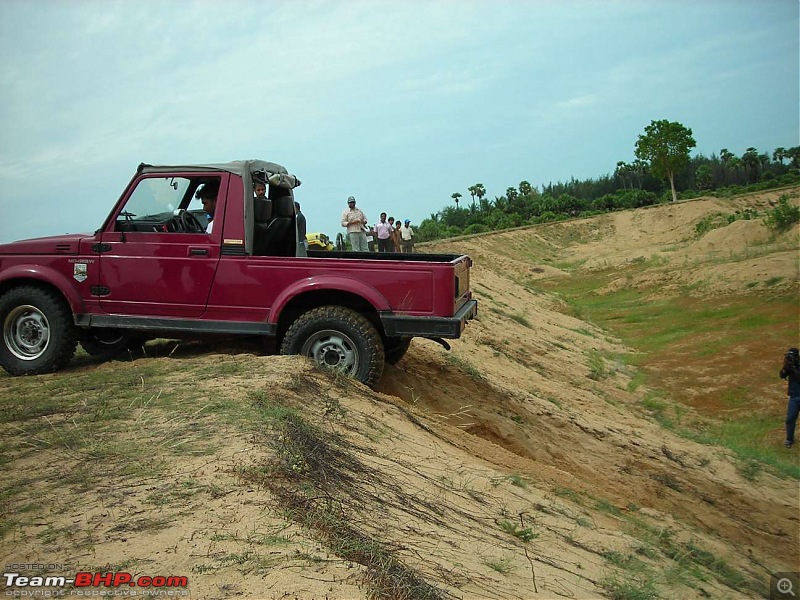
[555,94,599,110]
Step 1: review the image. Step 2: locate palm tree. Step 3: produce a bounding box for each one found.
[788,147,800,169]
[615,161,630,191]
[742,147,760,183]
[632,159,647,189]
[467,185,478,205]
[451,192,462,207]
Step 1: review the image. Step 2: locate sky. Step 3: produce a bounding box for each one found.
[0,0,798,244]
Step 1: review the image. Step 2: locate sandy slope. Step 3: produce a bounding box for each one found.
[1,188,798,599]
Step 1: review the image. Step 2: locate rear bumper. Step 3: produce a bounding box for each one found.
[380,299,478,339]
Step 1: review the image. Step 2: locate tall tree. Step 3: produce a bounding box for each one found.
[615,161,630,190]
[467,185,478,207]
[741,147,761,183]
[788,147,800,169]
[519,181,533,196]
[695,164,713,191]
[451,192,461,207]
[634,119,696,202]
[632,159,648,189]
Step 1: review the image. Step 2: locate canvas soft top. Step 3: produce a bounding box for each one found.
[138,159,288,178]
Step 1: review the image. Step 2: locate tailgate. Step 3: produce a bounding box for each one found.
[453,255,472,315]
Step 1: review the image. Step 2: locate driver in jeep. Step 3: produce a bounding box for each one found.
[196,182,219,233]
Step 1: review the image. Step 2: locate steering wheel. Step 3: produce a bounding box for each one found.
[170,210,205,233]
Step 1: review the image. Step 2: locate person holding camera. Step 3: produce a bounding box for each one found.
[779,347,800,448]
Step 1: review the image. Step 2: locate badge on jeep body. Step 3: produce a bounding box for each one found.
[73,262,88,282]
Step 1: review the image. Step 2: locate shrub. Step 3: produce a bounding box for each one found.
[694,213,726,237]
[765,195,800,231]
[463,223,488,235]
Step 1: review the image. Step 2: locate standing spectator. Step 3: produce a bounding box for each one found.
[295,201,307,251]
[780,347,800,448]
[365,225,376,252]
[341,196,369,252]
[400,219,414,253]
[392,220,403,252]
[375,213,394,252]
[387,217,400,252]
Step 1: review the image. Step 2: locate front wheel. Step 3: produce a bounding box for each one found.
[280,306,385,387]
[0,286,77,375]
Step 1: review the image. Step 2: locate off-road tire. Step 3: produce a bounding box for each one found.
[384,336,411,365]
[78,328,145,358]
[281,306,385,387]
[0,285,77,375]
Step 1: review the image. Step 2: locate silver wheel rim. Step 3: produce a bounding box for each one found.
[4,304,50,361]
[300,329,359,375]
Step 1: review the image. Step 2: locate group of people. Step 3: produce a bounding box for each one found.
[341,196,414,253]
[198,184,411,256]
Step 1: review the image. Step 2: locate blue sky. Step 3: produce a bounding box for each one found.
[0,0,797,244]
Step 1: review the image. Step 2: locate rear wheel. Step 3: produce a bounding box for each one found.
[281,306,385,387]
[0,286,77,375]
[384,336,411,365]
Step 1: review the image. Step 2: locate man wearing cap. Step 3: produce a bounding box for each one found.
[341,196,369,252]
[400,219,414,253]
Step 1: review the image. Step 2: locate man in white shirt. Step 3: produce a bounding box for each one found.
[196,183,219,234]
[374,212,394,252]
[341,196,369,252]
[400,219,414,253]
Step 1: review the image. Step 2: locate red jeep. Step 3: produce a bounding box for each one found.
[0,160,477,386]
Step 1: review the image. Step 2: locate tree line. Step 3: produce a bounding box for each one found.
[416,120,800,242]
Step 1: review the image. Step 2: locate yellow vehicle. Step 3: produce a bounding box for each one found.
[306,232,335,251]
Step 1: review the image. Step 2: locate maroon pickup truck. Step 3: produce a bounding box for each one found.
[0,160,476,386]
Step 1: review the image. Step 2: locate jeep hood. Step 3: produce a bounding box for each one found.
[0,233,92,255]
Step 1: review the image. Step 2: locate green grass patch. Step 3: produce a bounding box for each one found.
[484,556,516,575]
[538,269,799,479]
[600,572,659,600]
[586,349,608,380]
[689,417,799,479]
[445,354,484,381]
[490,306,533,328]
[498,519,538,542]
[553,486,583,504]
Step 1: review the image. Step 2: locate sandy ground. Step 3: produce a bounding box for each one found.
[1,187,798,599]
